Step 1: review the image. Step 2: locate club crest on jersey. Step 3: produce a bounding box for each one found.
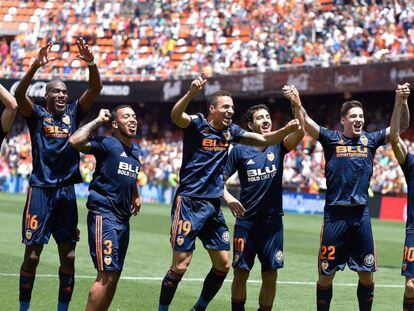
[364,254,375,266]
[321,260,329,271]
[223,130,231,141]
[176,235,184,246]
[222,231,230,243]
[360,135,368,146]
[104,256,112,266]
[62,114,71,125]
[275,250,283,263]
[267,152,275,161]
[337,139,345,145]
[25,229,32,240]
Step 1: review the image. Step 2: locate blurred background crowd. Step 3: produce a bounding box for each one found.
[0,0,413,80]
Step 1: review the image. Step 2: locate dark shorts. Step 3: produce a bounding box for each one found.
[402,228,414,278]
[170,194,230,252]
[22,186,78,245]
[233,217,283,272]
[318,206,376,275]
[87,211,130,272]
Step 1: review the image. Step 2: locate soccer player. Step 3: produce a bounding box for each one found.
[158,76,301,311]
[69,106,141,311]
[388,83,413,310]
[15,39,102,311]
[223,99,305,311]
[283,85,397,311]
[0,83,18,145]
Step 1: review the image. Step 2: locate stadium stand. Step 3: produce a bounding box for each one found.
[0,0,413,80]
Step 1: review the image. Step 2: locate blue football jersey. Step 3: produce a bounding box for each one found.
[318,127,386,207]
[25,101,85,187]
[86,136,142,222]
[224,143,289,220]
[176,113,246,199]
[401,153,414,227]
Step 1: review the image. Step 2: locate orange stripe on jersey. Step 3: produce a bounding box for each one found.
[96,216,103,271]
[24,187,32,230]
[373,234,378,271]
[318,220,325,275]
[170,195,182,248]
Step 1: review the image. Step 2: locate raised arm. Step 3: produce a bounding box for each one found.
[239,119,300,146]
[282,85,305,150]
[283,85,320,140]
[390,83,410,164]
[171,75,206,128]
[68,109,111,153]
[0,84,17,133]
[76,38,103,113]
[15,42,56,117]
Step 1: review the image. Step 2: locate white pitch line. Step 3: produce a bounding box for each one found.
[0,273,404,288]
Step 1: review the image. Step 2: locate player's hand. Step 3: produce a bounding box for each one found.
[396,83,410,102]
[228,200,245,218]
[284,119,301,133]
[97,109,111,123]
[132,196,141,216]
[76,37,94,63]
[33,42,56,68]
[188,75,207,97]
[283,85,301,107]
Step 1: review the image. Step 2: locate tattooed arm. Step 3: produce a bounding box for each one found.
[69,109,111,153]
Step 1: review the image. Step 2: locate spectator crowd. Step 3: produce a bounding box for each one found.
[0,0,413,80]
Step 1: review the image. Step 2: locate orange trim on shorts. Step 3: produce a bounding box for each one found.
[96,215,103,271]
[24,187,32,230]
[170,195,182,249]
[318,220,325,274]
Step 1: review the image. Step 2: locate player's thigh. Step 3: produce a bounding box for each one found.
[402,229,414,279]
[170,195,209,252]
[348,215,376,272]
[318,217,348,275]
[171,250,193,273]
[233,223,256,272]
[87,211,127,272]
[257,217,284,272]
[51,185,78,244]
[22,187,53,245]
[199,199,230,251]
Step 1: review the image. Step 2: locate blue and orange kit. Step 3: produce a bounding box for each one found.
[176,113,245,198]
[318,127,386,207]
[224,143,289,220]
[86,136,142,222]
[25,101,85,187]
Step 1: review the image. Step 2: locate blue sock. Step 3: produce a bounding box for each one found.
[158,304,169,311]
[19,301,30,311]
[57,301,69,311]
[196,296,209,308]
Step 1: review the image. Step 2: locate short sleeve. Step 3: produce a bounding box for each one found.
[74,100,87,125]
[371,129,386,149]
[318,127,335,146]
[230,124,246,143]
[24,104,44,128]
[224,145,238,179]
[88,136,109,156]
[186,113,204,132]
[280,141,289,157]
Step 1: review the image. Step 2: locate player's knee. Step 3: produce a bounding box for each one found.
[262,270,277,286]
[234,269,249,283]
[99,272,120,287]
[24,252,40,269]
[406,278,414,295]
[318,274,334,287]
[358,271,373,285]
[171,262,189,275]
[60,251,76,270]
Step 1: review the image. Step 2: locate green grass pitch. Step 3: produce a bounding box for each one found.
[0,192,407,310]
